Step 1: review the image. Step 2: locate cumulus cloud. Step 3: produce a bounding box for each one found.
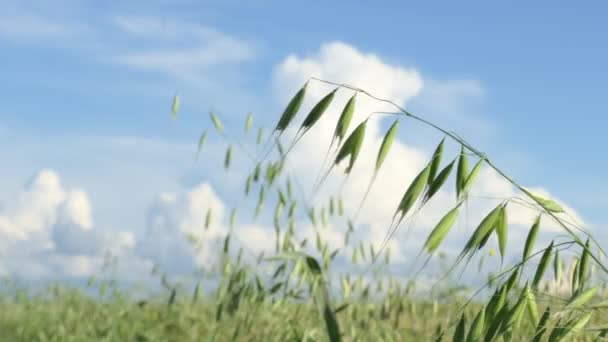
[138,183,227,273]
[0,169,137,280]
[137,182,277,275]
[0,169,273,281]
[0,170,66,241]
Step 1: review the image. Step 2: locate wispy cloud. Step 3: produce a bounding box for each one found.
[110,16,256,79]
[0,12,82,43]
[0,7,256,83]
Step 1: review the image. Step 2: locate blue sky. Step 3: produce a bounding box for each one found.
[0,0,606,282]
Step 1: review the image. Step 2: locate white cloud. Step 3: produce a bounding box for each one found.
[139,183,225,272]
[0,13,75,42]
[0,169,66,241]
[0,8,256,85]
[0,169,138,280]
[59,190,93,230]
[413,78,485,115]
[111,16,256,79]
[275,41,422,106]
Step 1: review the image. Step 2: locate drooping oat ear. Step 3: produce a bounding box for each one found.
[554,250,562,283]
[524,284,539,326]
[204,208,212,230]
[299,88,337,133]
[460,157,484,201]
[224,145,232,169]
[565,286,598,310]
[334,119,367,173]
[395,163,431,222]
[308,207,317,227]
[257,127,264,145]
[523,215,541,262]
[424,205,460,254]
[529,192,565,213]
[428,137,445,185]
[423,158,455,205]
[171,94,180,118]
[548,312,592,341]
[456,145,469,199]
[209,112,224,134]
[230,208,237,230]
[466,307,485,341]
[334,93,356,145]
[532,241,554,288]
[195,129,207,160]
[496,204,508,261]
[275,82,307,132]
[461,204,501,256]
[244,112,253,133]
[578,239,591,290]
[244,175,252,196]
[274,200,283,222]
[355,119,400,215]
[375,119,399,172]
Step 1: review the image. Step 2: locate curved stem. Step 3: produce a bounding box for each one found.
[309,76,608,275]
